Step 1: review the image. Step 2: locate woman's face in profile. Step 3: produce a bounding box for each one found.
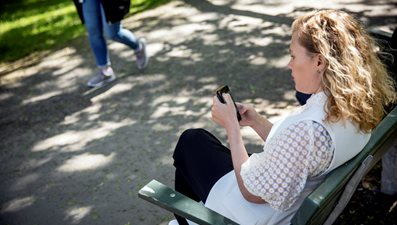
[287,34,322,94]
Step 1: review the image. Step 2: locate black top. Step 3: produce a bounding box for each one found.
[72,0,130,24]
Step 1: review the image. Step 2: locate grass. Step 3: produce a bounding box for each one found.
[0,0,171,63]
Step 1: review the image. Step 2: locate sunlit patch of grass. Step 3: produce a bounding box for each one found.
[0,0,171,63]
[0,0,84,62]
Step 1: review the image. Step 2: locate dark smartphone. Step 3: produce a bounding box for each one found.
[215,85,242,121]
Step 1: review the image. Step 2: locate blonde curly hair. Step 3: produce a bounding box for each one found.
[292,9,397,132]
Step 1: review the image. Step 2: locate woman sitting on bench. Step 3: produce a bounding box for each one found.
[171,9,397,225]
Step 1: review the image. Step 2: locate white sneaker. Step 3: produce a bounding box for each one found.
[135,38,148,70]
[87,67,116,88]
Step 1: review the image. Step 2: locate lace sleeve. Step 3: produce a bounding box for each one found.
[240,120,334,211]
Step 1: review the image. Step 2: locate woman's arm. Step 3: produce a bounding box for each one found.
[227,123,266,203]
[212,94,266,203]
[236,103,273,141]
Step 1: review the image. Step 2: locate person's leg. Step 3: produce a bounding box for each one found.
[172,128,234,224]
[100,5,148,70]
[82,0,109,67]
[101,8,139,50]
[82,0,115,87]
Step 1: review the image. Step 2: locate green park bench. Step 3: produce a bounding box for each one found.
[138,105,397,225]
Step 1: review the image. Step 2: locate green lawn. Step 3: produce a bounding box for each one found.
[0,0,170,63]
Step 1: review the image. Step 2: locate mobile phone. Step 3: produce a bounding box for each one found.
[215,85,242,121]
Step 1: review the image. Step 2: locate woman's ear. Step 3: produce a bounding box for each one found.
[316,54,326,72]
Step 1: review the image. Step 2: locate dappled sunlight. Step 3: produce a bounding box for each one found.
[173,23,217,40]
[0,66,41,87]
[248,54,268,65]
[187,12,219,23]
[151,1,199,21]
[267,91,298,122]
[234,3,292,15]
[32,131,82,152]
[146,9,224,50]
[269,53,290,68]
[356,4,397,16]
[166,45,203,62]
[1,196,35,213]
[35,47,86,89]
[0,92,13,101]
[152,123,173,132]
[181,120,213,131]
[197,77,218,84]
[219,15,263,33]
[196,83,220,95]
[54,58,86,78]
[233,0,336,15]
[22,90,62,105]
[209,0,231,5]
[232,0,397,19]
[152,95,190,106]
[0,47,84,88]
[140,5,210,39]
[261,24,291,37]
[150,102,190,119]
[90,83,136,102]
[63,104,101,125]
[33,119,136,152]
[197,96,213,106]
[249,35,274,47]
[38,47,78,69]
[64,205,92,224]
[139,0,295,69]
[282,89,296,101]
[201,33,221,46]
[11,173,40,191]
[150,94,211,119]
[243,90,297,122]
[57,152,116,172]
[241,126,264,145]
[146,42,165,59]
[128,73,167,86]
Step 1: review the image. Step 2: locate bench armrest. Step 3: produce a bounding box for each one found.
[138,179,239,225]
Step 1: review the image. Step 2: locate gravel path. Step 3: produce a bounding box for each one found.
[0,1,396,224]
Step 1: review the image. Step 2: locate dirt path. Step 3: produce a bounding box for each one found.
[0,1,396,224]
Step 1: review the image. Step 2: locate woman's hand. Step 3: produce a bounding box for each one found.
[211,93,240,130]
[236,102,260,127]
[237,101,273,141]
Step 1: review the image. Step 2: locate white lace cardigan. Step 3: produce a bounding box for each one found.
[202,92,370,225]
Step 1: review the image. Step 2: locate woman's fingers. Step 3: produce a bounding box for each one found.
[211,94,235,125]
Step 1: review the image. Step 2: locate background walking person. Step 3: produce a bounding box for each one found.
[73,0,148,88]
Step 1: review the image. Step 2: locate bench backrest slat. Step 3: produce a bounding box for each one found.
[291,106,397,225]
